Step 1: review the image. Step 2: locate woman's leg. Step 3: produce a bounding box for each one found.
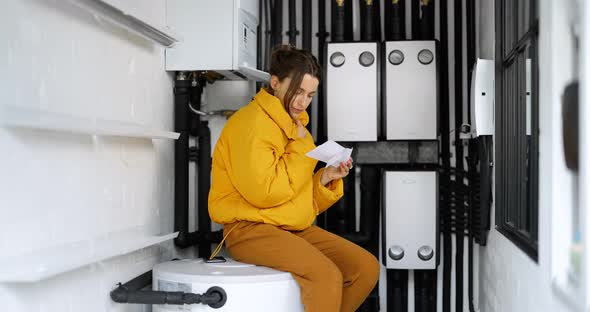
[224,221,344,312]
[294,226,380,312]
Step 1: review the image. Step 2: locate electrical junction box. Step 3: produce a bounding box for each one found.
[383,40,439,140]
[165,0,269,81]
[326,42,380,142]
[382,171,439,270]
[470,59,495,137]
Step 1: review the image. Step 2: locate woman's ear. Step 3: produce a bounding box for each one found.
[270,75,279,91]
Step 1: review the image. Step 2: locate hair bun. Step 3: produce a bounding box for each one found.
[273,44,296,53]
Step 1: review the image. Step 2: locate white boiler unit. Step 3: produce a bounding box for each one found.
[382,171,439,269]
[383,40,438,140]
[166,0,269,81]
[326,42,380,142]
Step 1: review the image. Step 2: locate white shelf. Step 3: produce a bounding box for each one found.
[66,0,180,47]
[0,106,180,140]
[0,231,178,283]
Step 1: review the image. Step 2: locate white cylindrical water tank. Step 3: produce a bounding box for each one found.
[152,258,303,312]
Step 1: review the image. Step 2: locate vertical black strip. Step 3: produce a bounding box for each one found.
[453,0,464,311]
[302,0,312,50]
[332,0,346,42]
[317,0,328,145]
[388,269,408,312]
[272,0,283,48]
[439,0,451,311]
[288,0,298,45]
[466,0,476,310]
[412,0,420,39]
[345,0,354,40]
[415,270,438,312]
[174,76,190,242]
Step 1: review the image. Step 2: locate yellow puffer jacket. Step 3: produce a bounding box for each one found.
[208,88,344,231]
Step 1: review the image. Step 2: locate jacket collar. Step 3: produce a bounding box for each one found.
[254,88,309,140]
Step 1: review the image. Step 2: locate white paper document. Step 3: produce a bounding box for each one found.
[305,140,353,168]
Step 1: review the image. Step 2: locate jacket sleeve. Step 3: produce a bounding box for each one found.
[312,168,344,214]
[227,128,316,208]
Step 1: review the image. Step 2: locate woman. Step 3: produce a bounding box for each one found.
[208,45,380,312]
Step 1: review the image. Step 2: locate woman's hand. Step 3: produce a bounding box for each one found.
[320,158,353,186]
[295,119,307,138]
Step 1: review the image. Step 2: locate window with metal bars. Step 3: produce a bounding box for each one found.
[494,0,539,261]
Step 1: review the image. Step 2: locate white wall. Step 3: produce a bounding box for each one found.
[477,0,580,311]
[0,0,188,311]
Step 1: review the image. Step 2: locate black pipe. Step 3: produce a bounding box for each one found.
[454,0,464,311]
[387,269,408,312]
[257,0,263,91]
[415,270,437,312]
[360,0,375,41]
[466,0,476,310]
[439,0,452,311]
[332,0,346,42]
[419,0,435,40]
[264,0,272,70]
[174,73,190,246]
[288,0,298,45]
[197,120,212,258]
[328,170,356,234]
[316,0,328,144]
[340,166,380,248]
[467,139,478,312]
[343,166,381,311]
[373,0,382,42]
[110,270,226,308]
[345,0,354,41]
[271,0,283,48]
[302,0,313,136]
[412,0,420,39]
[385,0,406,40]
[302,0,312,50]
[315,0,328,229]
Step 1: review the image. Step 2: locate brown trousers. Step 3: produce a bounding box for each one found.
[223,221,380,312]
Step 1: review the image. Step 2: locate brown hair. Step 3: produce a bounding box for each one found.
[267,45,321,112]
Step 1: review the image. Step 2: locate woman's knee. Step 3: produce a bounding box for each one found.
[364,253,381,285]
[350,250,380,287]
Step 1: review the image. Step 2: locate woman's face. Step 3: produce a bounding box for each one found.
[271,73,319,119]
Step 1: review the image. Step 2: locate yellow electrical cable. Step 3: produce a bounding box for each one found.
[209,222,241,260]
